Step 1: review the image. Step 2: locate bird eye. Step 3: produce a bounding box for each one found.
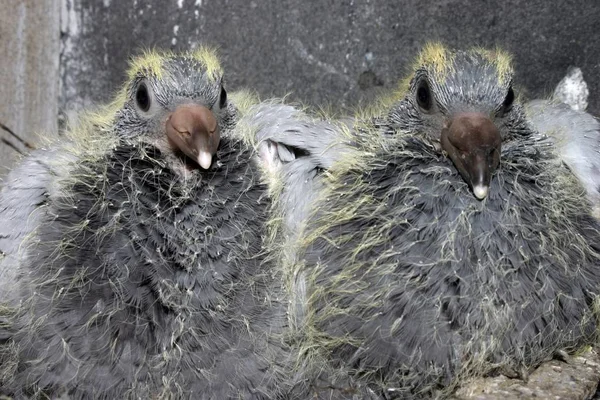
[416,80,432,111]
[502,87,514,111]
[497,86,514,118]
[135,82,151,112]
[219,85,227,109]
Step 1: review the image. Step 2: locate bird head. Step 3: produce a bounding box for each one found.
[112,48,234,172]
[389,43,519,200]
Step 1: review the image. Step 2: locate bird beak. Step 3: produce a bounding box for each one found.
[440,112,501,200]
[165,104,220,169]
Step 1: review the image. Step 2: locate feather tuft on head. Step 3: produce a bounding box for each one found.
[191,46,224,82]
[413,42,453,80]
[127,48,167,80]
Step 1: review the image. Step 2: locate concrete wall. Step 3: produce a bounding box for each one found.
[59,0,600,116]
[0,0,60,176]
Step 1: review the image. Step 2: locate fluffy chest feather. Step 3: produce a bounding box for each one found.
[297,133,600,396]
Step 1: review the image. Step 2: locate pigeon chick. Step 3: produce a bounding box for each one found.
[287,44,600,399]
[0,49,285,399]
[526,69,600,217]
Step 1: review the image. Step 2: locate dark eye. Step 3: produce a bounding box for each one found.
[136,82,151,112]
[497,86,514,118]
[416,80,432,111]
[219,85,227,109]
[503,87,514,111]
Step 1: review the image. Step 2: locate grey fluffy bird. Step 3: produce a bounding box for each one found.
[0,49,286,399]
[280,44,600,399]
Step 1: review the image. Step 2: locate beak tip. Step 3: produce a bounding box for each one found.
[198,152,213,169]
[473,184,489,200]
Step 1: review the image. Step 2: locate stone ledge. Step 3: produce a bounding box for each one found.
[453,348,600,400]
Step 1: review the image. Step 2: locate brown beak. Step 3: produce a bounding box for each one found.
[440,112,501,200]
[165,104,220,169]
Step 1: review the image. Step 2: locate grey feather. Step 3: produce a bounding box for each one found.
[0,149,62,304]
[244,102,350,237]
[526,99,600,215]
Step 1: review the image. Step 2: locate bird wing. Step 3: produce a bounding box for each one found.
[247,102,348,170]
[526,99,600,211]
[242,102,350,237]
[0,148,69,303]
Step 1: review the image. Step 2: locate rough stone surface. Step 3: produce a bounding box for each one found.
[59,0,600,119]
[0,0,60,178]
[554,67,590,111]
[453,348,600,400]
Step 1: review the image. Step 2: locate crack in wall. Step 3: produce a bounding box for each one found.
[1,137,25,156]
[59,0,83,133]
[0,121,35,150]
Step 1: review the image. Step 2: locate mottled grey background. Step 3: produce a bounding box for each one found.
[1,0,600,178]
[62,0,600,115]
